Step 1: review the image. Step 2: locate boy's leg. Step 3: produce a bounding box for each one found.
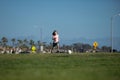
[51,43,56,53]
[56,43,60,53]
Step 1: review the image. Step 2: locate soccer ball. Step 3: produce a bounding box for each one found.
[68,50,72,54]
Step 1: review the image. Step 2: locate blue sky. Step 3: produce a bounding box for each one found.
[0,0,120,49]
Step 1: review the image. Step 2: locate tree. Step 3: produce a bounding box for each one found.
[17,39,23,47]
[72,43,83,52]
[101,46,111,52]
[83,44,92,50]
[23,39,29,47]
[1,37,8,47]
[72,43,92,52]
[29,39,34,47]
[11,38,16,47]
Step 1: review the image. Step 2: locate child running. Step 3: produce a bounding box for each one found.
[51,30,59,53]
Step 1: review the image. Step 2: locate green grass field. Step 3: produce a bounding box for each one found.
[0,53,120,80]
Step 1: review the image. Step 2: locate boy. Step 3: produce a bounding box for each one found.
[51,30,59,53]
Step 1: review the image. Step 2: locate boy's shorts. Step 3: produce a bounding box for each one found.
[53,42,59,47]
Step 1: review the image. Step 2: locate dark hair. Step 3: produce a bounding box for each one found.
[52,30,57,36]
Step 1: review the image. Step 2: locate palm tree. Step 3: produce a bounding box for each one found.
[11,38,16,47]
[29,39,34,47]
[1,37,8,47]
[17,39,23,47]
[23,39,28,46]
[23,39,29,48]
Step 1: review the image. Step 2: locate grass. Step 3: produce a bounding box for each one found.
[0,53,120,80]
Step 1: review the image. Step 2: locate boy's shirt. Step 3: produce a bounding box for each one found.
[52,34,59,43]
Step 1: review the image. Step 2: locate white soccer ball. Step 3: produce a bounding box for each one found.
[68,50,72,54]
